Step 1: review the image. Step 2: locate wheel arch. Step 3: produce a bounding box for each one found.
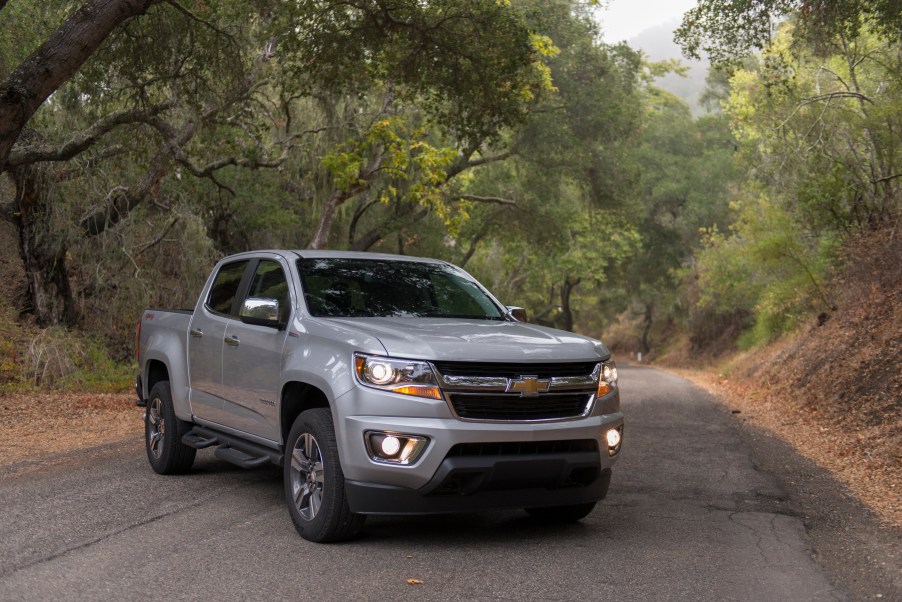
[280,381,331,445]
[145,359,170,395]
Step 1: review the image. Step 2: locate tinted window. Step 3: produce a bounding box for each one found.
[244,260,290,322]
[207,261,249,315]
[297,258,504,320]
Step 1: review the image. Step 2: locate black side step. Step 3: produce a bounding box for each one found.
[181,431,219,449]
[182,425,283,468]
[214,446,272,469]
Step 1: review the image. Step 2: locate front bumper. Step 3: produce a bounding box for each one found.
[347,468,612,515]
[332,384,623,514]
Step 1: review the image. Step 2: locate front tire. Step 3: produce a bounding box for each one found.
[284,408,365,542]
[145,380,196,474]
[525,502,597,523]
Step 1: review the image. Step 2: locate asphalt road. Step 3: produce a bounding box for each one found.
[1,366,898,601]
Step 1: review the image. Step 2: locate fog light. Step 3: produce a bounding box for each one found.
[606,426,623,457]
[366,431,429,465]
[381,435,401,456]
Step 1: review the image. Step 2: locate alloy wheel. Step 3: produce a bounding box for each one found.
[147,397,165,459]
[290,433,325,521]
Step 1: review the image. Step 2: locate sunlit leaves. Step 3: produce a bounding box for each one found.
[321,117,461,230]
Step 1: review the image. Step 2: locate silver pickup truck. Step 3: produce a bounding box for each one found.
[136,250,623,542]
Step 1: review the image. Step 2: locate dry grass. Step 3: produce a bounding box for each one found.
[0,392,142,469]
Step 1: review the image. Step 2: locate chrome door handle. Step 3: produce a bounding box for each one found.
[224,335,240,347]
[190,328,204,338]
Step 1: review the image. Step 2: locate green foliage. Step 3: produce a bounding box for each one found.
[1,324,134,393]
[723,22,901,232]
[676,0,902,64]
[599,84,740,350]
[54,336,135,393]
[275,0,552,142]
[0,1,71,77]
[4,0,896,371]
[695,191,840,346]
[672,15,900,351]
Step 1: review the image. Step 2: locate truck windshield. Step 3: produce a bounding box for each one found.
[297,258,506,320]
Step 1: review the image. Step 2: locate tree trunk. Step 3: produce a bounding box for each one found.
[559,276,581,333]
[307,190,347,250]
[0,0,158,172]
[8,167,77,326]
[639,303,653,355]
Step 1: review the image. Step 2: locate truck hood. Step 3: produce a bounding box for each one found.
[324,317,609,362]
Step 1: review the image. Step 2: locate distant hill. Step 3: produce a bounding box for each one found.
[628,18,710,116]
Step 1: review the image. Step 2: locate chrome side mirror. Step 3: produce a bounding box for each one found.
[506,306,528,322]
[241,297,280,323]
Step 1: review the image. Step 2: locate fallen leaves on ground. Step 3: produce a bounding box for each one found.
[0,392,140,468]
[673,366,900,528]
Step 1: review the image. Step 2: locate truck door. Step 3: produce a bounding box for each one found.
[188,259,251,424]
[221,259,291,441]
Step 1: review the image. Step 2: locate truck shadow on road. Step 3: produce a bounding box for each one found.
[192,453,617,546]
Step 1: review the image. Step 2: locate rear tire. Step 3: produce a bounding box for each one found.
[525,502,597,523]
[145,381,196,474]
[284,408,365,542]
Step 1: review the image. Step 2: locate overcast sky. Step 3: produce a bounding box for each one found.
[596,0,698,42]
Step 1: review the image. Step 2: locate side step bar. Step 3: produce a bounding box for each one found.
[181,425,283,468]
[181,432,218,449]
[214,446,272,469]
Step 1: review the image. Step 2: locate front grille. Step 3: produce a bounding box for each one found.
[431,361,597,379]
[448,393,592,421]
[446,439,598,457]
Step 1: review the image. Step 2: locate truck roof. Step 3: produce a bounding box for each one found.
[221,249,449,265]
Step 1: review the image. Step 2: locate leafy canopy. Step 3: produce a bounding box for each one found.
[676,0,902,64]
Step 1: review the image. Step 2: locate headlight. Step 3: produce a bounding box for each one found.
[597,359,618,397]
[354,353,443,400]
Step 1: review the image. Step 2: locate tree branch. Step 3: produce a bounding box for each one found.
[350,206,429,252]
[0,0,160,172]
[458,206,509,267]
[465,150,512,169]
[7,101,174,167]
[872,173,902,184]
[308,149,385,249]
[133,216,179,256]
[348,197,383,245]
[800,91,875,106]
[164,0,232,40]
[457,194,517,206]
[79,147,170,236]
[51,144,129,181]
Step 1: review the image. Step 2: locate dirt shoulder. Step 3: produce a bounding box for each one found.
[668,364,900,528]
[658,230,900,528]
[0,392,142,474]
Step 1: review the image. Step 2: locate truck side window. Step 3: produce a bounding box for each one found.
[207,260,249,315]
[246,260,290,322]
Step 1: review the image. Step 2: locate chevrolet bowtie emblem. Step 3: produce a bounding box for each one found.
[506,375,551,396]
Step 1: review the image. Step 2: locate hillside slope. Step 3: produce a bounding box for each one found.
[673,229,901,524]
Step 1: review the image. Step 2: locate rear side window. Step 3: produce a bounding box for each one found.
[207,260,249,315]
